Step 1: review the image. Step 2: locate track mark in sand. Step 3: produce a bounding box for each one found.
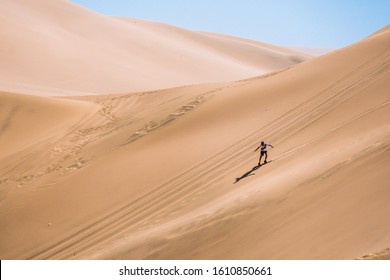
[60,158,88,175]
[97,103,119,123]
[47,97,121,174]
[358,248,390,260]
[125,94,210,144]
[0,105,19,135]
[235,67,290,84]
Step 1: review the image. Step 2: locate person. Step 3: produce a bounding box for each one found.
[254,141,274,166]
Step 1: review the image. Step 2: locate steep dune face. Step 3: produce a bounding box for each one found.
[96,28,390,260]
[1,23,388,260]
[0,0,310,95]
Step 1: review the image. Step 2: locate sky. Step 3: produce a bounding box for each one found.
[71,0,390,48]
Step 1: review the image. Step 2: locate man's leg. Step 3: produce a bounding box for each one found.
[258,154,263,166]
[264,152,268,163]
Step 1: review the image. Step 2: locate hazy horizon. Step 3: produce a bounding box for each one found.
[71,0,389,49]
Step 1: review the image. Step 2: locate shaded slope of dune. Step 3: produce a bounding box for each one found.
[1,25,389,259]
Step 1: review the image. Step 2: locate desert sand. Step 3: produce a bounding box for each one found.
[0,0,389,260]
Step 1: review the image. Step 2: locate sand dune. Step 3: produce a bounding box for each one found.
[0,0,310,95]
[0,1,389,260]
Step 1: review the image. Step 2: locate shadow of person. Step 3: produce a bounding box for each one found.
[234,165,260,184]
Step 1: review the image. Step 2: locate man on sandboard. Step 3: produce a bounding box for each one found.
[254,141,274,166]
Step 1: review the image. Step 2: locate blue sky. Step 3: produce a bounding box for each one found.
[71,0,389,48]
